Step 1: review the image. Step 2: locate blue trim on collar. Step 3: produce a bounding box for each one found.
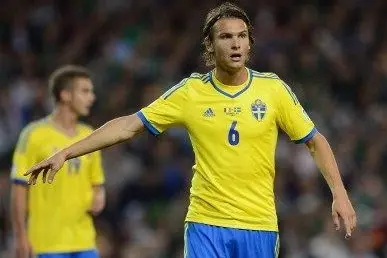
[209,69,253,98]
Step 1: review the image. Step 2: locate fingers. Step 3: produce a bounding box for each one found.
[31,171,39,185]
[332,210,340,231]
[23,162,45,176]
[26,168,44,185]
[27,171,38,185]
[25,161,54,185]
[333,198,357,239]
[47,166,59,184]
[342,208,357,239]
[348,209,357,237]
[28,166,58,184]
[343,215,352,239]
[25,163,47,185]
[42,167,50,183]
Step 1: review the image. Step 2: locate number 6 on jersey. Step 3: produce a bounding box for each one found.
[228,121,239,145]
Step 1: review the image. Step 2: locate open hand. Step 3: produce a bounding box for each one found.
[23,152,67,185]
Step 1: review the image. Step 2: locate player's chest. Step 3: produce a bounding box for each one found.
[186,94,277,139]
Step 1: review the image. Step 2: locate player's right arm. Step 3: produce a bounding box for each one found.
[25,114,145,184]
[10,127,34,258]
[10,185,30,258]
[25,78,188,185]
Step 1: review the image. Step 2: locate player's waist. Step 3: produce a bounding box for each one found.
[185,212,278,232]
[186,195,277,229]
[190,174,276,209]
[28,223,96,253]
[186,200,277,221]
[32,242,96,254]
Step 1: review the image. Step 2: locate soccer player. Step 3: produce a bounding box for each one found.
[24,3,356,258]
[10,65,105,258]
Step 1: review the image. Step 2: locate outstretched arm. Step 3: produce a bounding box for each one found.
[24,114,144,184]
[65,114,144,159]
[305,132,357,238]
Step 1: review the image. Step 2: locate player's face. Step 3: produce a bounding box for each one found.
[68,77,95,116]
[210,18,250,72]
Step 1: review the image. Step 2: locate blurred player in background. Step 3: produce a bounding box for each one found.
[10,65,105,258]
[23,3,356,258]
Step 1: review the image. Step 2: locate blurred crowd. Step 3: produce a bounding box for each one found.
[0,0,387,257]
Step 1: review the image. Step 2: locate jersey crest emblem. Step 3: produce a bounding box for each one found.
[251,99,267,121]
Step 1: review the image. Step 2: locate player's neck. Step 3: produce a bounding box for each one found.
[50,106,79,136]
[214,67,248,86]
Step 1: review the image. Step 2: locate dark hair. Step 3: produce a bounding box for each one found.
[48,65,91,103]
[202,2,254,66]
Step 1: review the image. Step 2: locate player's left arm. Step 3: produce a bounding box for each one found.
[89,184,105,215]
[276,79,356,238]
[88,150,106,215]
[305,133,357,238]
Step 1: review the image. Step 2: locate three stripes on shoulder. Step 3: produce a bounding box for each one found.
[251,71,279,79]
[190,72,211,83]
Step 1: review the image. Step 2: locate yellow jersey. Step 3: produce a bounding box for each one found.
[10,117,105,253]
[138,68,316,231]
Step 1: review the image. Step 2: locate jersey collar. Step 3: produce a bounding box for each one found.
[209,68,253,98]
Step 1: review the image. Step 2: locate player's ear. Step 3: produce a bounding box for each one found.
[60,89,71,103]
[204,38,214,53]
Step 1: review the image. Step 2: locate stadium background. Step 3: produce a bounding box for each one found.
[0,0,386,257]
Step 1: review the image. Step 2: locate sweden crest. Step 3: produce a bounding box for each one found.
[251,99,267,121]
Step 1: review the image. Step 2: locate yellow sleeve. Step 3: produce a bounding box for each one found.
[276,80,317,143]
[90,150,105,185]
[136,78,188,135]
[10,126,37,185]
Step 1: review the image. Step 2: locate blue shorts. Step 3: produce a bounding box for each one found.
[36,249,98,258]
[184,222,279,258]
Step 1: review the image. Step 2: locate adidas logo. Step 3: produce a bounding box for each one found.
[203,108,215,117]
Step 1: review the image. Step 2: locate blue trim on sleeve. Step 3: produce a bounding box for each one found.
[294,127,318,144]
[136,111,160,136]
[11,179,28,186]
